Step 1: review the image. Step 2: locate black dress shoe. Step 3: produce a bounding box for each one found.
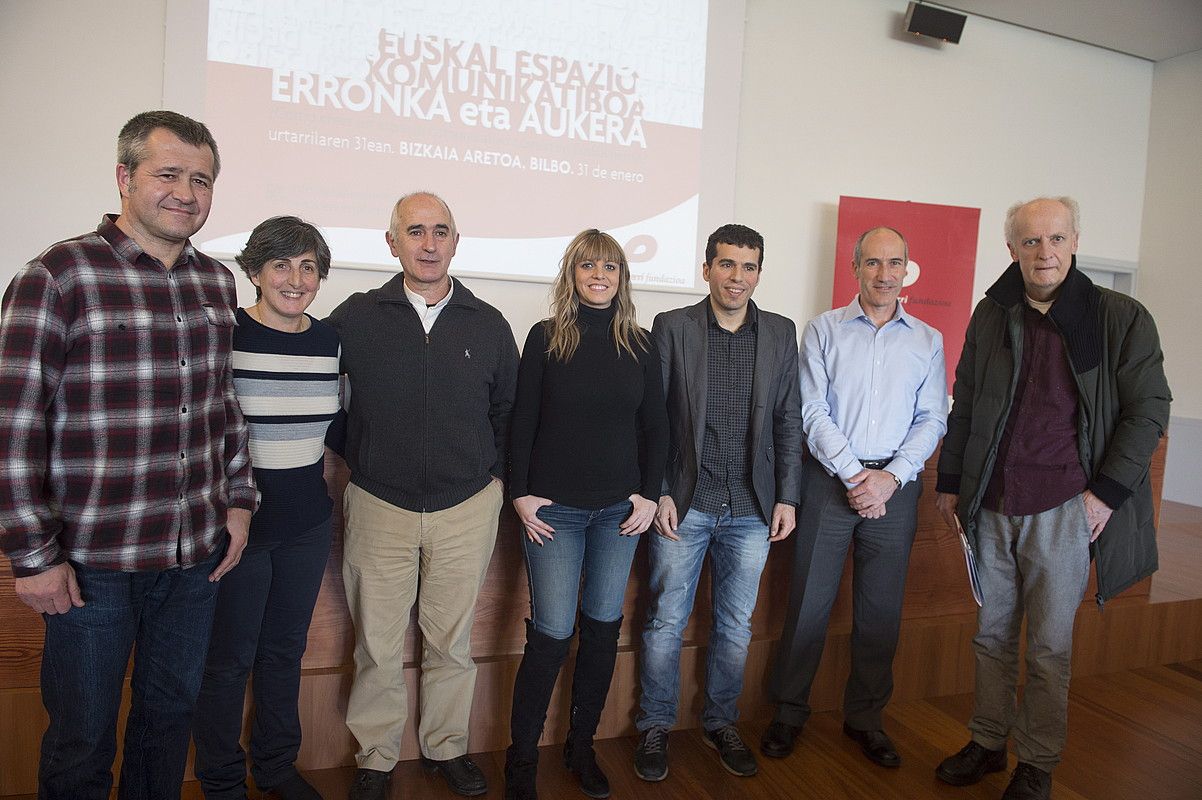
[759,721,801,759]
[1001,763,1052,800]
[936,740,1008,786]
[841,723,900,768]
[347,769,390,800]
[421,755,488,797]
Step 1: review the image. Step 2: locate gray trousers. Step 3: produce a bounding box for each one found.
[771,464,921,731]
[969,495,1091,772]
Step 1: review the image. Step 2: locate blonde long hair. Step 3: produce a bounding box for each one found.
[545,229,649,362]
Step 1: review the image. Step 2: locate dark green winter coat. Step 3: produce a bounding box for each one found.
[936,260,1171,604]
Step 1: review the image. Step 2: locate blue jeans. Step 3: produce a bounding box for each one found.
[38,547,223,800]
[638,507,771,731]
[521,500,638,639]
[192,516,332,798]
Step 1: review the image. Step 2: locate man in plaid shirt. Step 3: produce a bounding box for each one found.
[0,110,256,799]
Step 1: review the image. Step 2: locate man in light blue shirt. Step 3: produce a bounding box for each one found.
[761,226,947,768]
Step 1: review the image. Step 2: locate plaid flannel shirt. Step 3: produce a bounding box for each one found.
[0,216,255,577]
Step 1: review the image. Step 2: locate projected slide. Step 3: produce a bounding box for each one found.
[177,0,741,291]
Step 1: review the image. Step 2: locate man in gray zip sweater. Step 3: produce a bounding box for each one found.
[327,192,519,800]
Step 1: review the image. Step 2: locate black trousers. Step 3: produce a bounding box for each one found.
[191,516,332,798]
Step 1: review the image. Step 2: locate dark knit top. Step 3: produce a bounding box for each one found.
[232,309,342,538]
[509,303,669,510]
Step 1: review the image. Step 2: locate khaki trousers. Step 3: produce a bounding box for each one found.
[342,480,503,769]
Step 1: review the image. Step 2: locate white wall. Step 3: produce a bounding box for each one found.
[2,0,1177,419]
[1139,48,1202,503]
[735,0,1151,320]
[1141,49,1202,418]
[2,0,1155,325]
[0,0,167,260]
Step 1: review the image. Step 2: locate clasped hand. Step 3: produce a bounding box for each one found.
[846,468,896,519]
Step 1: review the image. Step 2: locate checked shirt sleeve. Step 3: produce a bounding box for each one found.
[0,265,69,575]
[220,350,257,513]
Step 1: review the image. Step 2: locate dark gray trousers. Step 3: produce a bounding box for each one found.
[771,462,921,730]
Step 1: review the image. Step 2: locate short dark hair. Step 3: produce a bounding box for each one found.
[705,223,764,267]
[235,216,332,299]
[117,110,221,179]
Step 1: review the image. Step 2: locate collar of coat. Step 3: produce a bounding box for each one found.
[983,255,1103,373]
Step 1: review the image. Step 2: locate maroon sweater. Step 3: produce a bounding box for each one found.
[981,304,1087,515]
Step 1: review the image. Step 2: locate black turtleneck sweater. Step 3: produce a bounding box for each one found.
[508,303,668,509]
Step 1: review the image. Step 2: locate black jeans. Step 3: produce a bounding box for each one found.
[192,516,332,797]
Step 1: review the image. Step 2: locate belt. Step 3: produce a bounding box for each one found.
[861,458,892,470]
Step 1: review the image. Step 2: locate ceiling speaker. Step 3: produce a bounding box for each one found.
[905,2,966,44]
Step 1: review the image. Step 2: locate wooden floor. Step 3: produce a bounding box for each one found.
[153,660,1199,800]
[193,500,1202,799]
[7,501,1202,800]
[1149,500,1202,603]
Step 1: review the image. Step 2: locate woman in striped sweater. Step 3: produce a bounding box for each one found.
[192,217,342,800]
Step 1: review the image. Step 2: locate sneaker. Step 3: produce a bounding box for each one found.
[347,768,390,800]
[703,725,758,777]
[1002,763,1052,800]
[633,727,669,782]
[936,740,1008,786]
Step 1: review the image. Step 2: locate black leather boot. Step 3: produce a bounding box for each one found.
[505,620,572,800]
[562,614,622,799]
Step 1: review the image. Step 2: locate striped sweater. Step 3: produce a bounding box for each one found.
[232,308,341,537]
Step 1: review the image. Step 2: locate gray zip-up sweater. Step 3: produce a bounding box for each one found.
[327,275,519,512]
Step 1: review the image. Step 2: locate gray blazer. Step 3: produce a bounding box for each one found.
[652,299,803,520]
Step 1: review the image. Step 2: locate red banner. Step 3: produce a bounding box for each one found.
[833,196,980,394]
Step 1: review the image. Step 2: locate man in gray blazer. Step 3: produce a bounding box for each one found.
[634,224,803,782]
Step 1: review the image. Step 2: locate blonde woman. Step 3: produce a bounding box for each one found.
[505,229,668,800]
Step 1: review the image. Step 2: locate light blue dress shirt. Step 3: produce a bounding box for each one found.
[800,296,948,487]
